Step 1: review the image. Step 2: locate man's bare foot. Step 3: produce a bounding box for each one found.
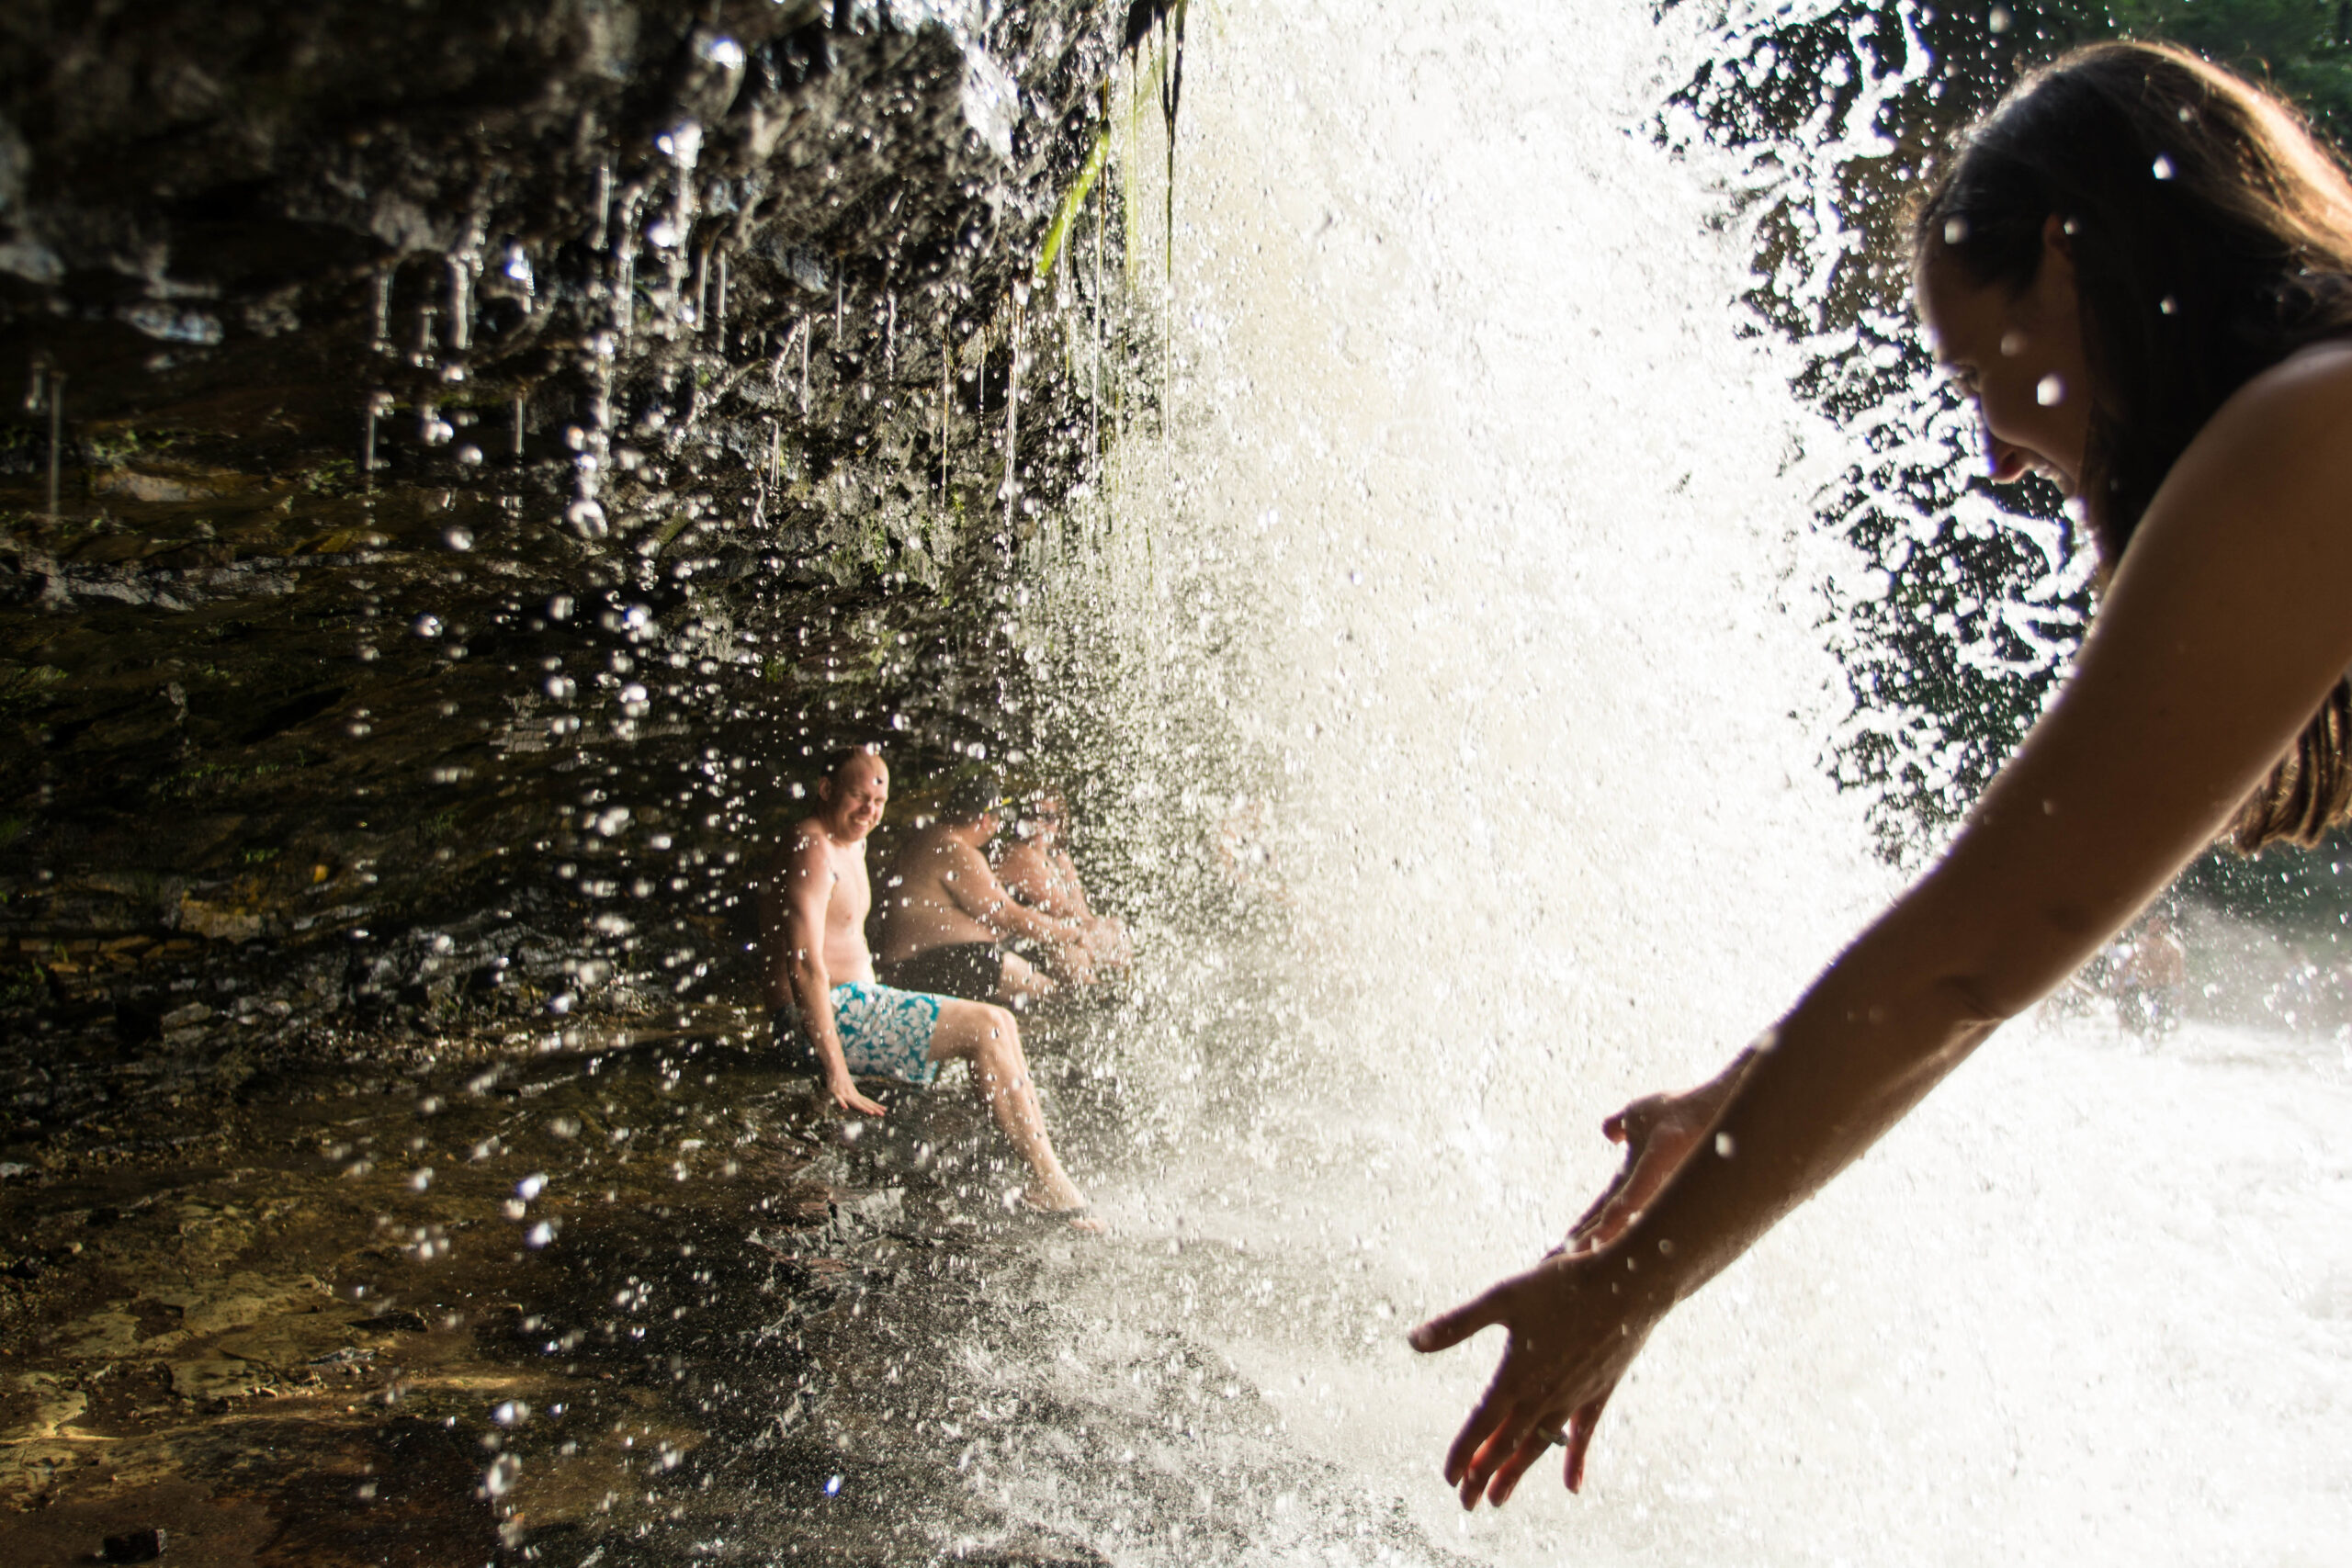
[1020,1183,1103,1234]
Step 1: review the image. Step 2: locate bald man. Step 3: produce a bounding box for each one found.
[756,747,1094,1228]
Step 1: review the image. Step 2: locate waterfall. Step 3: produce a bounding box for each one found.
[1004,3,2352,1562]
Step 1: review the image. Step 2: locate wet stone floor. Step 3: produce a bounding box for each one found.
[0,1012,1174,1568]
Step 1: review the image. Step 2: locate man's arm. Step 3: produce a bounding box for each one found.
[762,830,886,1117]
[940,840,1081,947]
[995,840,1080,918]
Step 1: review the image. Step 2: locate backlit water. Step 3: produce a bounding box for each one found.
[1001,2,2352,1562]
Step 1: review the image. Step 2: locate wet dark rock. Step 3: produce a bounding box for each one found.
[0,0,1158,1075]
[98,1526,165,1562]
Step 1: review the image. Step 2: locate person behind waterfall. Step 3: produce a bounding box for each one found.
[1411,41,2352,1506]
[874,775,1093,1007]
[994,787,1132,980]
[757,747,1095,1229]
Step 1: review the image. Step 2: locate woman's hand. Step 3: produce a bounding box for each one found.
[1409,1068,1747,1506]
[1408,1247,1665,1506]
[1557,1074,1740,1258]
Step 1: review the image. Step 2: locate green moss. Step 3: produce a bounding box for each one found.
[303,457,356,493]
[84,426,174,467]
[0,964,45,1010]
[157,759,287,800]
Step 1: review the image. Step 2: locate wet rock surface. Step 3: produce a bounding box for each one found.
[0,0,1160,1050]
[1,1012,1110,1564]
[1,997,1442,1568]
[0,1,1210,1562]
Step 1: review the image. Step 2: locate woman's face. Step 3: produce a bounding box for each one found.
[1915,219,2093,494]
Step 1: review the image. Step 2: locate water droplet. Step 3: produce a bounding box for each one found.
[516,1173,547,1201]
[1988,5,2011,32]
[2035,373,2064,406]
[2152,154,2176,181]
[492,1400,529,1427]
[1714,1132,1736,1158]
[2159,295,2178,315]
[484,1454,522,1497]
[1941,215,1969,246]
[409,1168,434,1191]
[547,594,574,621]
[413,614,443,638]
[455,445,483,467]
[443,525,475,551]
[566,500,609,538]
[526,1222,554,1248]
[824,1475,842,1498]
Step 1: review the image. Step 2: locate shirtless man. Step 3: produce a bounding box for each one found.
[996,789,1131,974]
[874,776,1091,1007]
[757,748,1093,1226]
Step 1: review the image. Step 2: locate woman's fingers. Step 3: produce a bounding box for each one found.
[1568,1092,1715,1255]
[1486,1426,1562,1506]
[1461,1399,1551,1507]
[1441,1388,1509,1488]
[1562,1386,1617,1494]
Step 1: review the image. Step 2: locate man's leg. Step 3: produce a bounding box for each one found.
[924,998,1091,1220]
[994,951,1057,1010]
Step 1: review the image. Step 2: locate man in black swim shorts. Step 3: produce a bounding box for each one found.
[872,775,1091,1007]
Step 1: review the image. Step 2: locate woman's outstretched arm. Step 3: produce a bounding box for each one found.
[1411,345,2352,1507]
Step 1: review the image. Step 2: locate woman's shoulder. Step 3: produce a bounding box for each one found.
[2222,337,2352,423]
[2175,339,2352,495]
[2132,339,2352,583]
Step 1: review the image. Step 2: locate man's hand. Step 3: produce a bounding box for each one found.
[829,1076,888,1117]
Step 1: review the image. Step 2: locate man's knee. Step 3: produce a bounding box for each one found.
[935,998,1017,1052]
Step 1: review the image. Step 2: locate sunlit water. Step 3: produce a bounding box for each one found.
[981,3,2352,1563]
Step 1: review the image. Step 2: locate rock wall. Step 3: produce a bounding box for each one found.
[0,0,1170,1072]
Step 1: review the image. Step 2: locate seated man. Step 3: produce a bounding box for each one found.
[995,788,1131,975]
[872,775,1090,1008]
[757,747,1093,1229]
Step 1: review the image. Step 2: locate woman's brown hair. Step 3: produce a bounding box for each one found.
[1914,40,2352,852]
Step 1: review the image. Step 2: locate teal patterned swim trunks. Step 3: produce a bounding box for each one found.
[774,981,943,1087]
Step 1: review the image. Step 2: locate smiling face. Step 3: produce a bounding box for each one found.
[1916,216,2095,495]
[818,752,889,842]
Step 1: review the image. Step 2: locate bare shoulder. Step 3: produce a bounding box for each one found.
[2146,341,2352,556]
[994,838,1049,875]
[2192,340,2352,478]
[780,817,834,879]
